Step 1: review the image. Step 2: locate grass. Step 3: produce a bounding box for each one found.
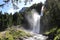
[0,27,31,40]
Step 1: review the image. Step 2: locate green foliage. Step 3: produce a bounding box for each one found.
[0,12,8,31]
[5,31,14,40]
[44,0,60,40]
[54,34,60,40]
[0,28,31,40]
[0,11,24,31]
[44,27,60,40]
[44,0,60,27]
[8,28,31,37]
[45,27,57,35]
[13,12,23,25]
[8,13,13,27]
[0,33,4,40]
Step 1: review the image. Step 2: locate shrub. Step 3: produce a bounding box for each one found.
[0,28,31,40]
[44,27,60,40]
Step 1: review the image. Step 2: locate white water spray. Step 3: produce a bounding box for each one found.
[25,6,44,34]
[31,6,44,33]
[24,9,40,33]
[31,9,40,33]
[24,6,48,40]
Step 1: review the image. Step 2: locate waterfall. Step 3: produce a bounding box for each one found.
[41,6,44,16]
[31,6,44,34]
[24,6,48,40]
[31,9,40,33]
[24,5,44,34]
[23,5,47,40]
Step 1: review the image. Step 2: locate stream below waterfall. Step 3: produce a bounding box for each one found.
[24,34,48,40]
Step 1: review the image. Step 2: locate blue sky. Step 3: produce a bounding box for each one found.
[0,0,46,14]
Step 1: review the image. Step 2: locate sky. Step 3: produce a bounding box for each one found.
[0,0,46,14]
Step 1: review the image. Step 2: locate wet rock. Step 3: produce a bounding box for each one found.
[19,37,23,40]
[24,34,48,40]
[24,36,28,39]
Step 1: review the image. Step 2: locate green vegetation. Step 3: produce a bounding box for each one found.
[0,28,31,40]
[44,27,60,40]
[0,12,24,31]
[44,0,60,40]
[0,0,60,40]
[0,2,43,31]
[44,0,60,27]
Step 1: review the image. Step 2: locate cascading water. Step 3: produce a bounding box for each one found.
[8,1,48,40]
[31,6,44,34]
[25,6,44,34]
[24,6,48,40]
[31,9,40,33]
[12,0,44,34]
